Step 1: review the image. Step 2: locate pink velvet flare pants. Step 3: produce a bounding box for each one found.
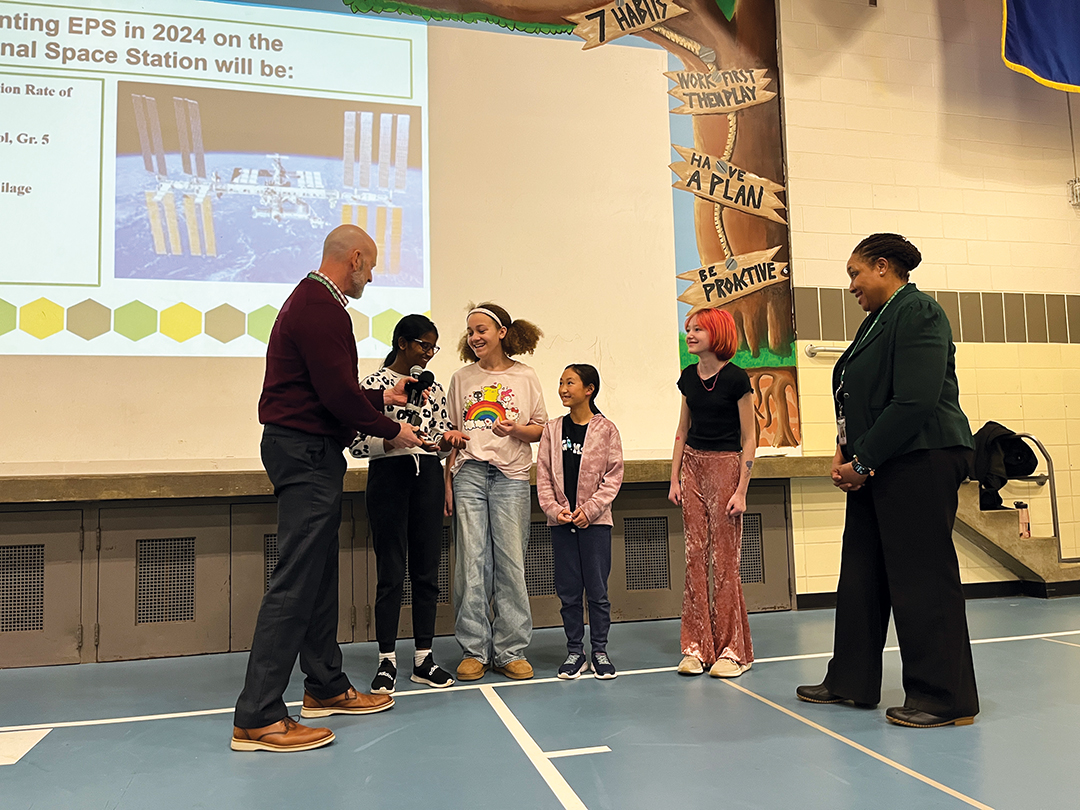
[679,448,754,666]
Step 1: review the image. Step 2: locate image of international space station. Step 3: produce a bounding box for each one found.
[118,90,420,284]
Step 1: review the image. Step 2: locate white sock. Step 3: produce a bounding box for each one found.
[380,651,396,668]
[414,648,431,667]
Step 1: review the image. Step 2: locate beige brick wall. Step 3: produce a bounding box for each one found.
[778,0,1080,295]
[780,0,1080,592]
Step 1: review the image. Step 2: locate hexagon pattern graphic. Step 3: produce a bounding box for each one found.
[247,305,279,344]
[114,301,157,342]
[160,303,202,343]
[205,305,245,343]
[0,299,15,336]
[67,299,111,340]
[372,309,402,347]
[347,308,370,344]
[20,298,64,339]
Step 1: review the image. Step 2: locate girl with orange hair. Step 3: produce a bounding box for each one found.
[668,307,757,678]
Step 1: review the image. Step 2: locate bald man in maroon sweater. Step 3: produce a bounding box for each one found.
[232,225,424,753]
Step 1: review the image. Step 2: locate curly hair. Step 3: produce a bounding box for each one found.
[853,233,922,280]
[458,302,543,363]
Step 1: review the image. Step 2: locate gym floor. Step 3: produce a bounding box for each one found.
[2,595,1077,810]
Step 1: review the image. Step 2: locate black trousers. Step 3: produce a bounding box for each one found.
[552,523,612,654]
[824,447,979,717]
[367,454,444,653]
[234,425,351,729]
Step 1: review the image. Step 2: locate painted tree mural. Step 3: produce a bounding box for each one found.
[348,0,800,447]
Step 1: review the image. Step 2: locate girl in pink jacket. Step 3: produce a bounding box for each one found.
[537,364,624,680]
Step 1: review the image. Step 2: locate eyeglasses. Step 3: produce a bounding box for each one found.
[411,339,440,355]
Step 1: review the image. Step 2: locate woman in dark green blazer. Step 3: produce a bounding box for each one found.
[796,233,979,728]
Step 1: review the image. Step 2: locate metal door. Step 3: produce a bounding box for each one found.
[0,510,83,667]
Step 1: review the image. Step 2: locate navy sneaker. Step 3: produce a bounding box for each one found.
[411,654,455,688]
[557,652,589,680]
[371,657,397,694]
[591,651,617,680]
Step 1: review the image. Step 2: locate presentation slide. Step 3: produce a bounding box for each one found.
[0,0,429,357]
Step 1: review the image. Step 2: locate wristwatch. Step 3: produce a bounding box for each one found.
[851,456,875,477]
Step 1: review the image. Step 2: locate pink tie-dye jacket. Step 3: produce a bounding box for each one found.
[536,415,624,527]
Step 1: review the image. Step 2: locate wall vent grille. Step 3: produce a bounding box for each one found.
[525,523,556,597]
[624,516,671,591]
[0,544,45,632]
[402,526,451,606]
[264,533,279,593]
[136,537,196,624]
[740,513,765,585]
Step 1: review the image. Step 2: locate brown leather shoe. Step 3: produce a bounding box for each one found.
[456,657,489,681]
[493,659,534,680]
[300,687,394,718]
[231,717,334,752]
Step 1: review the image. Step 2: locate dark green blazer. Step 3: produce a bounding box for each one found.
[831,284,973,470]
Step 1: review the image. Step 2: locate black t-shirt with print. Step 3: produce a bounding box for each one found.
[677,362,752,452]
[561,415,589,511]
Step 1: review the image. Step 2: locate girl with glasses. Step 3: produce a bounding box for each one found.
[351,314,468,694]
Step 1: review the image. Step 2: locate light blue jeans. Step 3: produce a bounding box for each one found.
[452,460,532,666]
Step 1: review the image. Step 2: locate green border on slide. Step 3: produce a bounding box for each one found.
[346,0,736,33]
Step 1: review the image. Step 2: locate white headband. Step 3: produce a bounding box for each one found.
[468,307,504,328]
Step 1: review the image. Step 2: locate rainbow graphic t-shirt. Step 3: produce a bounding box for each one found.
[447,362,547,481]
[462,383,521,430]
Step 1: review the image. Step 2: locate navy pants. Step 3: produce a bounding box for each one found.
[552,523,612,654]
[234,425,351,729]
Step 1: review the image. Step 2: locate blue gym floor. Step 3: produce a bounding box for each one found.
[2,596,1078,809]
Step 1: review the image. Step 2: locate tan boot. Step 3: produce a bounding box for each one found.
[231,717,334,752]
[493,659,534,680]
[456,657,489,681]
[677,655,704,676]
[300,687,394,718]
[708,658,751,678]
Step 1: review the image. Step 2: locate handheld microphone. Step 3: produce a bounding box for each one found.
[404,365,435,428]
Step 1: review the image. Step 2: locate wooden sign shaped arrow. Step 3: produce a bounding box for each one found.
[665,69,777,115]
[670,145,787,224]
[565,0,688,49]
[677,246,790,309]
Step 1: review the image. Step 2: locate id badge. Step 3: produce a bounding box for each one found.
[836,416,847,446]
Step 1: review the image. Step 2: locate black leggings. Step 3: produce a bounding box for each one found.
[366,454,444,653]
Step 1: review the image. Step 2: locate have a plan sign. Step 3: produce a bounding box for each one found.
[670,145,786,224]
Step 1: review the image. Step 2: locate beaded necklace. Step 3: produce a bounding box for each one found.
[697,360,727,392]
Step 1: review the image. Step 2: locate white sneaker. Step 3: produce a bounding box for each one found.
[677,655,704,676]
[709,658,751,678]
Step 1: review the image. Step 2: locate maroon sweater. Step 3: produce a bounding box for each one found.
[258,277,401,447]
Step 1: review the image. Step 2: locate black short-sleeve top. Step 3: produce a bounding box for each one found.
[677,362,753,452]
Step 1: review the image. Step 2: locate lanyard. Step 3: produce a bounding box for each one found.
[835,284,906,414]
[307,271,348,308]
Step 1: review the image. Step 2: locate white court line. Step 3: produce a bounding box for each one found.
[1042,637,1080,649]
[970,629,1080,645]
[546,746,611,759]
[0,729,51,766]
[480,685,588,810]
[721,680,995,810]
[3,627,1078,734]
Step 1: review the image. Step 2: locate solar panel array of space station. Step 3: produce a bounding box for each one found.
[130,93,411,275]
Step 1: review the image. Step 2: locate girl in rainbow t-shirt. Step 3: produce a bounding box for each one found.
[445,302,547,682]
